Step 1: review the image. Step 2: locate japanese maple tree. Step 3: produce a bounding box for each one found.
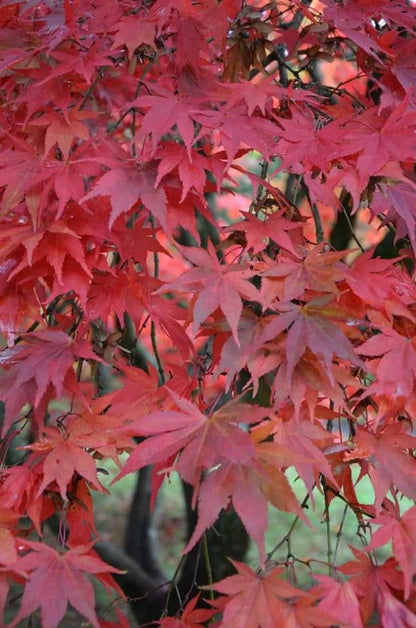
[0,0,416,626]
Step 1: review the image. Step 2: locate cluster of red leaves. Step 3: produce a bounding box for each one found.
[0,0,416,626]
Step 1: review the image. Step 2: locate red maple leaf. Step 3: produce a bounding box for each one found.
[378,588,416,627]
[0,220,93,302]
[20,425,105,500]
[185,458,309,565]
[358,312,416,399]
[270,348,351,421]
[111,15,155,58]
[0,510,19,565]
[51,150,102,218]
[194,105,279,165]
[0,330,98,435]
[111,214,168,266]
[311,574,363,628]
[370,180,416,254]
[346,249,399,307]
[259,243,348,303]
[342,98,416,186]
[30,108,91,160]
[260,298,364,386]
[276,107,351,174]
[82,160,167,229]
[131,83,204,157]
[86,266,146,329]
[9,542,121,628]
[0,461,53,534]
[222,77,316,117]
[260,412,338,495]
[346,424,416,510]
[0,0,415,624]
[339,547,415,625]
[40,44,110,84]
[102,363,163,424]
[66,479,98,546]
[157,242,258,344]
[280,595,336,627]
[173,15,211,75]
[0,138,52,215]
[224,210,301,257]
[115,393,267,492]
[365,506,416,599]
[154,142,209,202]
[158,594,216,628]
[207,561,311,627]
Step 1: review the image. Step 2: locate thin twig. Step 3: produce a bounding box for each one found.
[310,201,324,243]
[340,203,365,252]
[80,68,105,109]
[301,179,324,243]
[322,479,334,576]
[250,160,269,214]
[333,504,348,566]
[149,215,166,384]
[162,554,187,618]
[266,493,310,562]
[324,483,375,519]
[151,321,165,385]
[202,534,214,601]
[131,57,157,156]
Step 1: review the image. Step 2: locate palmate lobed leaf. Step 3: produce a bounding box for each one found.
[8,542,122,628]
[184,458,310,567]
[157,242,259,344]
[338,545,416,625]
[130,85,205,158]
[82,162,167,230]
[114,393,268,490]
[311,575,363,628]
[358,322,416,399]
[346,424,416,511]
[0,330,100,435]
[206,561,335,628]
[260,299,365,387]
[225,210,301,257]
[158,594,216,627]
[20,424,105,499]
[364,506,416,600]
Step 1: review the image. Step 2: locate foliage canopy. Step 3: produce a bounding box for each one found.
[0,0,416,626]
